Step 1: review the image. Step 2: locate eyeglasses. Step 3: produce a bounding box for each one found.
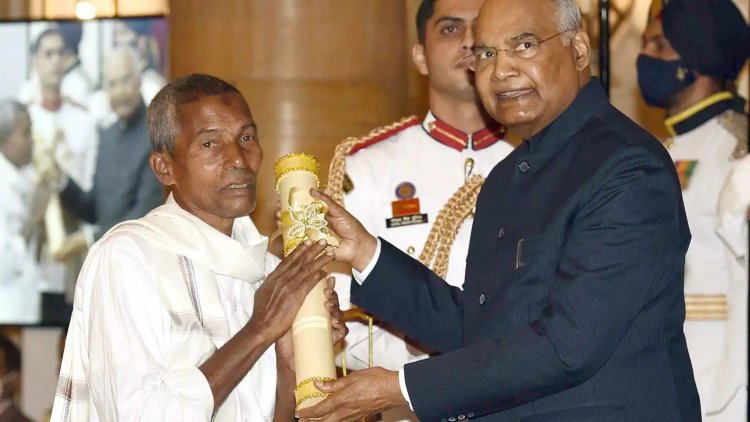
[464,29,576,72]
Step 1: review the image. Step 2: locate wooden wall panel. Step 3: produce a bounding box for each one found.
[169,0,418,236]
[0,3,433,267]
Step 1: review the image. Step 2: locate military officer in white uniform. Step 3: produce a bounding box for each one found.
[326,0,514,420]
[638,1,749,420]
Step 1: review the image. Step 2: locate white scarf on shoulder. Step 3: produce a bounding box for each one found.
[53,194,277,421]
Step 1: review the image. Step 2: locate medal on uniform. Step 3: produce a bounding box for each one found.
[386,182,428,228]
[674,160,698,190]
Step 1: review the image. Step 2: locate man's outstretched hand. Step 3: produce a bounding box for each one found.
[310,189,378,272]
[296,367,407,422]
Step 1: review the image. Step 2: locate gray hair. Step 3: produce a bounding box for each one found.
[0,100,28,146]
[146,73,241,155]
[553,0,583,45]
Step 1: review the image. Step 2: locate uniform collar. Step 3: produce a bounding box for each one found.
[527,78,608,155]
[422,112,506,151]
[664,91,745,136]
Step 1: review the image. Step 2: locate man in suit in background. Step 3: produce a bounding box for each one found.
[59,46,163,240]
[299,0,700,420]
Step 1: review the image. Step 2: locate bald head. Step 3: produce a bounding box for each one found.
[103,46,143,121]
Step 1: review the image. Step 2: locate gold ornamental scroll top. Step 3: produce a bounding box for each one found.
[274,153,338,410]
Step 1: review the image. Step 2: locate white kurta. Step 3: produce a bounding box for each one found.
[0,154,42,324]
[336,113,514,368]
[667,114,747,420]
[51,196,281,421]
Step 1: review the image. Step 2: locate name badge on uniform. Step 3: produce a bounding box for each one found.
[674,160,698,190]
[386,182,428,228]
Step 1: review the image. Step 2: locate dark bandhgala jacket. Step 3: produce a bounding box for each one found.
[352,80,701,421]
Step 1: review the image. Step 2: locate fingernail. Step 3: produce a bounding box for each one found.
[318,239,327,245]
[303,240,313,246]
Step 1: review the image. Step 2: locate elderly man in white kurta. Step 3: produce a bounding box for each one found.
[51,73,345,422]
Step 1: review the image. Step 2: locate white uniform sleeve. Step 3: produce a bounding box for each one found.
[718,155,750,259]
[81,235,214,421]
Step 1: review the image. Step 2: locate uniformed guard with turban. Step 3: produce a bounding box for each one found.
[639,1,749,420]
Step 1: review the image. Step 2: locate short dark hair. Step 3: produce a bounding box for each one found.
[31,27,63,55]
[0,334,21,374]
[416,0,439,44]
[146,73,242,155]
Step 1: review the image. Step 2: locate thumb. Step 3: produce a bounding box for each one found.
[314,377,345,393]
[311,188,346,216]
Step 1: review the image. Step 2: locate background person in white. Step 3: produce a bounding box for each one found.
[638,1,749,419]
[23,27,100,307]
[0,100,44,324]
[51,74,346,421]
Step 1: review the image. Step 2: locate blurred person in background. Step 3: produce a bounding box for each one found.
[113,19,166,104]
[23,27,99,325]
[57,22,95,106]
[89,19,166,128]
[19,23,95,109]
[0,334,31,422]
[0,100,46,325]
[638,0,750,419]
[59,46,163,240]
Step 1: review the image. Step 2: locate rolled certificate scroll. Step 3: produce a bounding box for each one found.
[274,153,338,409]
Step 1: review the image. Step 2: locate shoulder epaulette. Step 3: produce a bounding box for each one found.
[348,115,420,155]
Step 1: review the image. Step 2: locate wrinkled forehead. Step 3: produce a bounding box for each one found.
[475,0,559,45]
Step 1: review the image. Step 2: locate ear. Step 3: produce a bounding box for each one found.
[6,371,20,396]
[149,151,175,188]
[571,30,591,72]
[412,43,429,76]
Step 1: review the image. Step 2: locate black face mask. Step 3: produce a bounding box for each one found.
[637,55,696,108]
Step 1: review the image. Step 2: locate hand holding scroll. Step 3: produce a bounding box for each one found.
[309,189,378,272]
[296,367,406,422]
[249,240,334,342]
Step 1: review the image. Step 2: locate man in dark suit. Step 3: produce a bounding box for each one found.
[59,46,163,240]
[298,0,700,420]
